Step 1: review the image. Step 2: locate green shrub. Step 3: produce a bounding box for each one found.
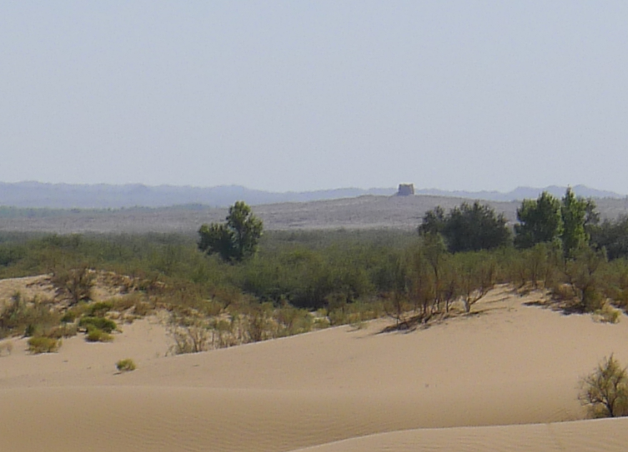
[85,301,113,317]
[79,316,117,333]
[60,310,77,324]
[86,327,113,342]
[27,336,60,353]
[116,358,136,372]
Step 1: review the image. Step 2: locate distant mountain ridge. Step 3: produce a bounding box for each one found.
[0,182,623,209]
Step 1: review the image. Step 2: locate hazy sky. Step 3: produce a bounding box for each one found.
[2,1,627,193]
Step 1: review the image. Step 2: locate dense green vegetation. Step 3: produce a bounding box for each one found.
[419,202,511,252]
[3,191,628,355]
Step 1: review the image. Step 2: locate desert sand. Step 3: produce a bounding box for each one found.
[1,285,628,451]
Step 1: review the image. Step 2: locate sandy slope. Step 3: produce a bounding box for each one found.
[1,286,628,451]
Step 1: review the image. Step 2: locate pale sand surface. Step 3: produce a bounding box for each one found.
[2,285,628,451]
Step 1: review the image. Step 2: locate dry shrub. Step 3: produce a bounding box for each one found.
[109,293,153,318]
[580,355,628,417]
[209,318,237,348]
[1,292,61,339]
[241,302,273,343]
[552,283,577,303]
[313,316,330,330]
[580,354,628,418]
[50,266,95,306]
[168,313,209,354]
[274,304,313,337]
[327,298,383,327]
[383,292,413,326]
[593,302,622,324]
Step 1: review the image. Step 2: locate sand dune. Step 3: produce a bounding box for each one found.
[1,286,628,451]
[292,418,628,452]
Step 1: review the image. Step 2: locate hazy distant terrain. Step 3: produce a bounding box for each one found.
[2,194,628,235]
[0,182,623,209]
[1,182,627,234]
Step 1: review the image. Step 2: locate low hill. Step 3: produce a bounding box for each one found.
[2,193,628,235]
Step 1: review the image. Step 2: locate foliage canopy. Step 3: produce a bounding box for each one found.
[420,202,511,253]
[514,191,563,249]
[198,201,263,263]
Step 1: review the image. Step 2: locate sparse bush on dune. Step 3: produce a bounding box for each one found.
[79,316,117,334]
[27,336,61,354]
[85,327,113,342]
[116,358,136,372]
[168,312,210,354]
[50,265,95,306]
[580,354,628,418]
[274,303,313,337]
[593,302,621,324]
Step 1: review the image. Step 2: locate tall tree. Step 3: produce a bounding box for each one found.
[514,191,563,249]
[198,201,263,262]
[561,187,590,258]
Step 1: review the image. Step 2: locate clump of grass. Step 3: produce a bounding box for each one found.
[116,358,136,372]
[27,336,61,354]
[86,327,113,342]
[79,316,117,333]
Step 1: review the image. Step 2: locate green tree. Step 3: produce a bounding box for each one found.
[441,202,511,253]
[418,206,446,236]
[590,216,628,260]
[198,201,263,263]
[561,187,590,258]
[514,191,562,249]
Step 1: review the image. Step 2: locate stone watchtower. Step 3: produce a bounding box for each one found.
[397,184,415,196]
